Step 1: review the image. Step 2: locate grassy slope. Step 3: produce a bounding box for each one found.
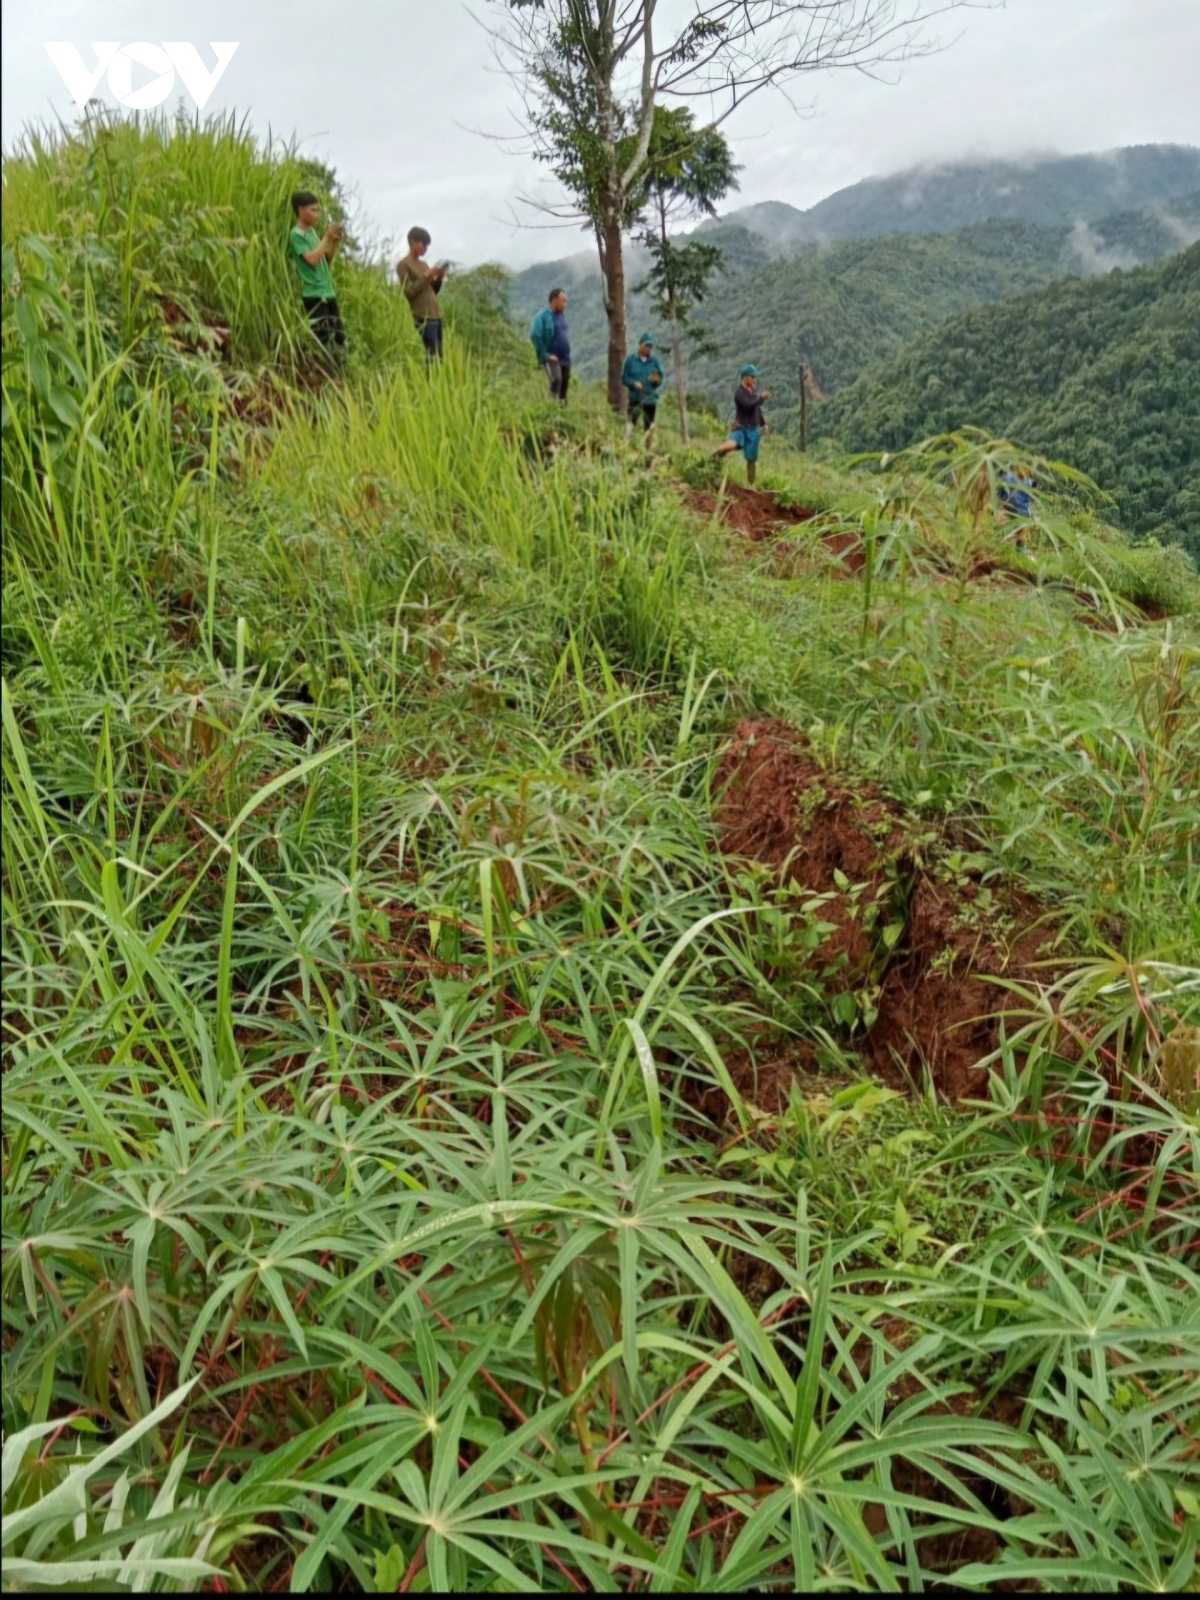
[815,245,1200,555]
[3,117,1199,1593]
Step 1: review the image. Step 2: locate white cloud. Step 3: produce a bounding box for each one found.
[1066,219,1140,275]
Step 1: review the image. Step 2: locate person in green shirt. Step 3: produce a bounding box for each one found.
[621,334,665,445]
[289,190,346,361]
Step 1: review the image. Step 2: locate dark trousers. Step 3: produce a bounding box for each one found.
[304,296,345,357]
[545,359,571,402]
[417,318,444,364]
[628,399,657,431]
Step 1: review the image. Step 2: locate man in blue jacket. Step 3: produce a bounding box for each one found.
[530,288,571,402]
[621,333,665,445]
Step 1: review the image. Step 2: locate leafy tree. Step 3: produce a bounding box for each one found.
[489,0,977,410]
[635,106,737,441]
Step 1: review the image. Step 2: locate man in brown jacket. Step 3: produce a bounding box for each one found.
[396,226,447,364]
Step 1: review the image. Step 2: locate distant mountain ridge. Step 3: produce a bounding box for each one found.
[705,145,1200,248]
[508,147,1200,553]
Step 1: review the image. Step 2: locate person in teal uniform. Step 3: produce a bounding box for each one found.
[530,287,572,402]
[621,333,665,444]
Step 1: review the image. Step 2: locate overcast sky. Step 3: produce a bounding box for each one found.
[4,0,1198,267]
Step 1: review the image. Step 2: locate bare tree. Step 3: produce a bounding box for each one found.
[487,1,984,410]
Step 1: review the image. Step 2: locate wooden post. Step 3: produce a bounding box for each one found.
[799,361,809,453]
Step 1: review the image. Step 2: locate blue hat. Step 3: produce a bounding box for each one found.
[740,364,760,378]
[638,332,655,346]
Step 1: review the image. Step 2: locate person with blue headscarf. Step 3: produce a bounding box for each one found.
[621,333,665,444]
[714,365,771,485]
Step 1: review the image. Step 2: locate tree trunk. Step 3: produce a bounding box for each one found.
[595,66,628,416]
[668,299,689,443]
[603,204,627,412]
[660,199,689,442]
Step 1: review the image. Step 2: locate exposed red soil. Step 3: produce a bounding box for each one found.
[870,878,1050,1101]
[715,719,1055,1102]
[819,527,867,572]
[684,481,871,574]
[684,482,816,542]
[689,1043,820,1125]
[715,718,904,981]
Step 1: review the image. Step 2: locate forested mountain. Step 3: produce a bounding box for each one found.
[512,193,1200,410]
[710,144,1200,246]
[815,245,1200,555]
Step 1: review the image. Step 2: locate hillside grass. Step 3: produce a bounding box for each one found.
[3,115,1199,1594]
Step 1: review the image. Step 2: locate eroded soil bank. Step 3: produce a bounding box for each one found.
[714,719,1055,1101]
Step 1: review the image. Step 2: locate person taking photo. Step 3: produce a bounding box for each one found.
[288,191,346,363]
[396,227,449,364]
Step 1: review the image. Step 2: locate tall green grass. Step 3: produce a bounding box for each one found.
[3,112,1198,1592]
[3,109,405,366]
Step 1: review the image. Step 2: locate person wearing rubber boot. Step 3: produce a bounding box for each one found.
[715,365,771,485]
[621,333,664,446]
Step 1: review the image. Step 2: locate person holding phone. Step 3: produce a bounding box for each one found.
[397,227,448,364]
[289,191,346,362]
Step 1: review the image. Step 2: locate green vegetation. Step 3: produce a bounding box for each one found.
[3,115,1199,1594]
[817,245,1200,557]
[632,106,737,443]
[514,196,1200,413]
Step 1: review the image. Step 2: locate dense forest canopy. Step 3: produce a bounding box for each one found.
[815,244,1200,555]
